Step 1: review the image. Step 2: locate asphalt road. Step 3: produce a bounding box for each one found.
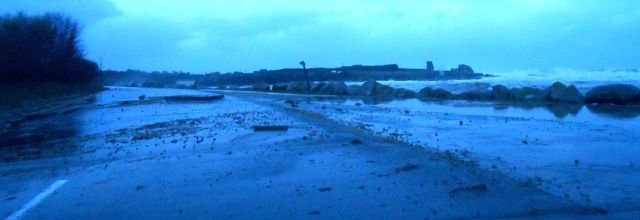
[0,87,612,219]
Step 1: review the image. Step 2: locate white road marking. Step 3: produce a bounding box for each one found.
[5,180,68,220]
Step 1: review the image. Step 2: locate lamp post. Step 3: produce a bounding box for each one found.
[299,61,310,92]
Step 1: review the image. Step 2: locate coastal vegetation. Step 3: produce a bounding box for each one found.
[0,13,101,107]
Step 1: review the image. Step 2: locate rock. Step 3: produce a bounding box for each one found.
[535,82,585,103]
[455,90,491,100]
[311,82,327,92]
[456,64,474,74]
[356,80,395,97]
[252,82,270,91]
[393,88,416,98]
[558,85,584,103]
[509,87,541,102]
[350,139,363,145]
[417,87,451,100]
[318,81,348,95]
[347,85,360,95]
[585,84,640,104]
[548,82,568,101]
[284,99,298,107]
[491,85,510,100]
[417,87,433,100]
[287,81,310,92]
[431,88,453,99]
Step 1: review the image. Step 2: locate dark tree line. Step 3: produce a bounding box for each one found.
[0,12,98,84]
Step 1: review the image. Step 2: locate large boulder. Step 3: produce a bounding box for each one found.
[491,85,510,100]
[557,85,584,103]
[287,81,310,92]
[311,82,327,92]
[393,88,416,98]
[509,87,541,102]
[356,80,395,97]
[585,84,640,104]
[548,82,568,100]
[417,87,433,100]
[252,82,270,91]
[431,88,453,99]
[417,87,452,100]
[536,82,585,103]
[318,81,348,95]
[347,85,360,95]
[455,89,491,100]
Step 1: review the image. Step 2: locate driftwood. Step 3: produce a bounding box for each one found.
[164,95,224,101]
[252,125,289,131]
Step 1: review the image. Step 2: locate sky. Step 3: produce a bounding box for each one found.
[2,0,639,73]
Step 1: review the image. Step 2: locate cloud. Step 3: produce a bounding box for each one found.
[0,0,122,25]
[3,0,640,72]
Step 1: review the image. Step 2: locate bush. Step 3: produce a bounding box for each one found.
[0,12,98,84]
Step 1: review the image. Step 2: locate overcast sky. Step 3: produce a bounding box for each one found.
[2,0,639,73]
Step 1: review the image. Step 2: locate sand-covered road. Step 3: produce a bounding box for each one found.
[1,87,613,219]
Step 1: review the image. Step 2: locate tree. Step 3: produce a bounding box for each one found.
[0,12,98,84]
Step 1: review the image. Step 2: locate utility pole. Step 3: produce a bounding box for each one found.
[299,61,310,92]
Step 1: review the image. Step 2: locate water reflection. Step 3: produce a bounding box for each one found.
[499,103,584,119]
[0,98,85,162]
[298,94,640,120]
[586,104,640,118]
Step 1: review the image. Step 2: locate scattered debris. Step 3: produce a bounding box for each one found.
[318,187,332,192]
[449,183,487,197]
[395,164,419,174]
[5,196,16,201]
[284,99,298,107]
[252,125,289,132]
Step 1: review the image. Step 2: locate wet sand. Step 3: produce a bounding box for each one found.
[0,87,631,219]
